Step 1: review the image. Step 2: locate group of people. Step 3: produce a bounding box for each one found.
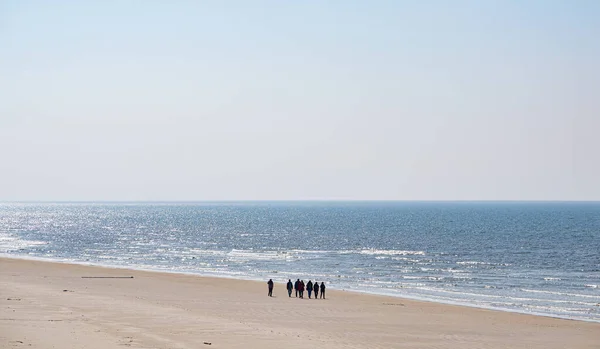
[266,279,326,299]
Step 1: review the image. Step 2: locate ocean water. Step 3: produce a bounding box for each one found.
[1,202,599,322]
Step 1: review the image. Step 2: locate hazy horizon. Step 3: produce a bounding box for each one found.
[2,200,599,204]
[2,1,599,201]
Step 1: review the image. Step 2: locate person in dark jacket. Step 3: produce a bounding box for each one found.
[320,281,326,299]
[294,279,300,297]
[313,282,319,299]
[267,279,274,297]
[306,280,313,299]
[286,279,293,297]
[299,280,305,298]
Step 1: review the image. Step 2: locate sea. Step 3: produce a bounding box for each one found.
[1,202,599,323]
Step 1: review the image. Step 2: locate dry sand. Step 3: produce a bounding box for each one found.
[1,257,598,349]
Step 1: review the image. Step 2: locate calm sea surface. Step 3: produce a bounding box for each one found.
[1,202,599,322]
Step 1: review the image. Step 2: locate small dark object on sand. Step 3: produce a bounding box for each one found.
[81,276,134,279]
[203,342,212,345]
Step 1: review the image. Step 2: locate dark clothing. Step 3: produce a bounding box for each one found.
[267,279,274,297]
[313,284,319,299]
[286,280,293,297]
[320,282,326,299]
[299,281,305,298]
[294,280,300,297]
[306,281,313,299]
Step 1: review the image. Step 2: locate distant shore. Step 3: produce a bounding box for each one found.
[2,257,599,349]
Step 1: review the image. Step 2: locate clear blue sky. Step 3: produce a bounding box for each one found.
[1,1,599,201]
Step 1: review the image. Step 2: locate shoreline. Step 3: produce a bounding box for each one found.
[2,254,599,324]
[2,256,599,348]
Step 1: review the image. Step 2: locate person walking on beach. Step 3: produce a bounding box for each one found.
[286,279,293,297]
[313,282,319,299]
[306,280,313,299]
[267,279,274,297]
[299,280,305,298]
[320,281,326,299]
[294,279,300,297]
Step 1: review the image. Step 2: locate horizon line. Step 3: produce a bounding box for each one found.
[1,200,599,204]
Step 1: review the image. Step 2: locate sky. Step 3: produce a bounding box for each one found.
[1,1,599,201]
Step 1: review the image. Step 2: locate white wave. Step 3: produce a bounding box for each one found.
[443,268,471,274]
[523,304,592,314]
[543,277,562,281]
[448,275,473,280]
[585,284,598,289]
[521,288,600,300]
[457,261,489,265]
[391,257,423,263]
[404,287,598,306]
[131,241,159,247]
[402,276,426,280]
[183,248,227,256]
[397,282,428,287]
[357,249,425,256]
[287,249,332,254]
[427,276,443,281]
[226,249,289,261]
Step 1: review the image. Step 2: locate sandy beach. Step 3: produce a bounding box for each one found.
[1,257,598,349]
